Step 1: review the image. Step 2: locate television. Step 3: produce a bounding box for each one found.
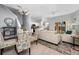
[2,27,17,40]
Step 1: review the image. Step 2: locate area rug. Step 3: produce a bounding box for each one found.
[38,39,73,55]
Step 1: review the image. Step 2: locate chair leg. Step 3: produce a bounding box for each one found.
[14,45,19,55]
[29,48,31,55]
[36,40,38,45]
[0,48,4,55]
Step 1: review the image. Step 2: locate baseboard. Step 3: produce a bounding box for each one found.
[38,39,58,46]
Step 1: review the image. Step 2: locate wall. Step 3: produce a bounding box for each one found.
[7,6,23,25]
[48,8,79,31]
[71,10,79,24]
[0,5,21,28]
[7,6,32,30]
[5,4,79,17]
[48,14,72,31]
[5,4,79,31]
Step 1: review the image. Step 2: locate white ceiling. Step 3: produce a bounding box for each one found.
[5,4,79,17]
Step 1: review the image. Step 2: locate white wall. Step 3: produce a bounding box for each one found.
[5,4,79,17]
[48,9,79,31]
[71,10,79,24]
[7,6,32,30]
[5,4,79,24]
[5,4,79,31]
[0,5,21,28]
[7,7,23,25]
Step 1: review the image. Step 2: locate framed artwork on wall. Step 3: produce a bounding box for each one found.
[2,27,17,40]
[4,17,14,27]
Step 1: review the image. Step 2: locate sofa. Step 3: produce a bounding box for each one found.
[38,30,61,45]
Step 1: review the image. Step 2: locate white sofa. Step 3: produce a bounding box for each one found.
[38,30,61,44]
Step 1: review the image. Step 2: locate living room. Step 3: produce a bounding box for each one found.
[0,4,79,55]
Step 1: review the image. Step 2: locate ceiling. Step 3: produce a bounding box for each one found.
[5,4,79,17]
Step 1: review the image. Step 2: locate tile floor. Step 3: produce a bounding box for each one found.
[0,43,62,55]
[1,41,79,55]
[38,40,79,55]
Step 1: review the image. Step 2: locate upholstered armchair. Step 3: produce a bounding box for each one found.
[0,32,17,55]
[16,29,31,54]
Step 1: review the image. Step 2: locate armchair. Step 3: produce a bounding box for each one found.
[0,32,17,55]
[16,29,31,54]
